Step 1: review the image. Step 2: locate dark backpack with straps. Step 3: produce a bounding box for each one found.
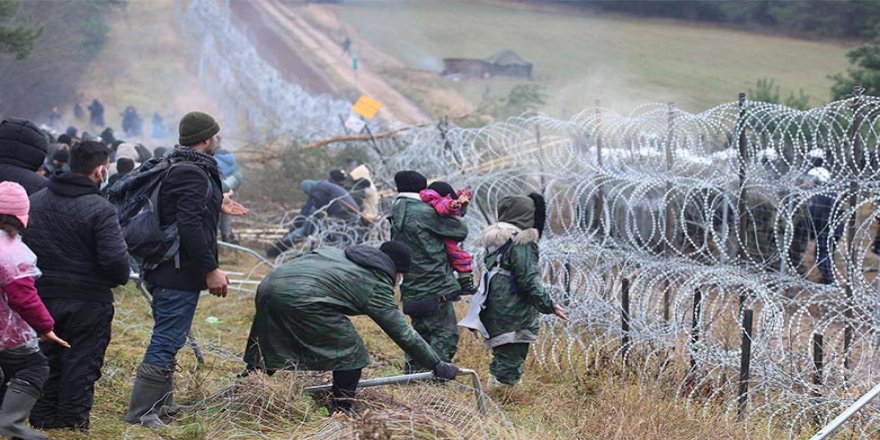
[107,156,212,271]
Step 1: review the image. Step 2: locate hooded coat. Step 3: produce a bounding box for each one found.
[0,119,49,195]
[243,246,441,371]
[389,194,469,302]
[478,196,555,346]
[215,149,242,192]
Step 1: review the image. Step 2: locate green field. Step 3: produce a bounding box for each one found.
[338,0,854,114]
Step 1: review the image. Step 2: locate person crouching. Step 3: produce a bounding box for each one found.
[243,241,460,413]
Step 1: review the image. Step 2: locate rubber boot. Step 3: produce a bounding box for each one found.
[0,379,48,440]
[124,364,173,427]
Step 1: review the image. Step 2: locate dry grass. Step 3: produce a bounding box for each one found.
[35,244,793,439]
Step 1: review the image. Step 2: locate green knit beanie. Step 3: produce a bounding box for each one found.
[178,111,220,146]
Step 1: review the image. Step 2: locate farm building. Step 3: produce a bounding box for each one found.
[442,50,533,80]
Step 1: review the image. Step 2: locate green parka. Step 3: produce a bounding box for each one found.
[243,246,441,371]
[479,222,555,347]
[476,195,555,347]
[389,194,469,302]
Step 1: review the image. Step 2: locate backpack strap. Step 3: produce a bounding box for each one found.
[488,238,518,294]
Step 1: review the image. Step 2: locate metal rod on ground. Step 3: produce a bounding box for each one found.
[621,278,631,363]
[690,288,702,372]
[219,241,276,267]
[737,308,753,419]
[302,368,487,416]
[811,381,880,440]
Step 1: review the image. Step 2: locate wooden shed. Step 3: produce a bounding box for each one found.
[442,50,533,80]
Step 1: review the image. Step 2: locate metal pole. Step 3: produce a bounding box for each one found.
[811,381,880,440]
[737,308,754,419]
[663,102,675,322]
[736,93,749,308]
[843,85,865,370]
[621,278,631,363]
[690,288,702,372]
[595,101,605,237]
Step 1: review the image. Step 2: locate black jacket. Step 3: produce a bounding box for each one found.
[143,157,223,292]
[26,173,131,303]
[0,118,49,195]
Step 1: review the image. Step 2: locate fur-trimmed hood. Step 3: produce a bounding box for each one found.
[480,222,539,253]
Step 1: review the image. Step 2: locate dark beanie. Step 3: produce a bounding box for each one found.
[394,170,427,193]
[380,241,412,274]
[57,133,72,146]
[53,149,69,163]
[117,158,135,175]
[178,111,220,146]
[0,118,49,171]
[428,181,455,198]
[329,169,347,183]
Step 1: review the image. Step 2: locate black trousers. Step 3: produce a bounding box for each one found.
[331,369,362,413]
[30,299,114,430]
[0,347,49,398]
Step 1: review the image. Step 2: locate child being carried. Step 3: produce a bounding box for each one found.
[419,181,475,295]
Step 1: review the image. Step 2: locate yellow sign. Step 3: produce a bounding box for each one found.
[352,95,383,120]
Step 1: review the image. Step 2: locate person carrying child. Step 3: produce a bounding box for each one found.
[0,181,69,440]
[419,181,475,295]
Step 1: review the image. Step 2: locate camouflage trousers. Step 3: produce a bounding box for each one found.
[490,343,530,385]
[405,301,460,371]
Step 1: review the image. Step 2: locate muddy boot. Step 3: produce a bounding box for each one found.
[487,375,517,393]
[124,364,173,428]
[0,379,48,440]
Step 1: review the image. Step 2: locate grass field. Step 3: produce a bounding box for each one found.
[337,0,853,115]
[37,247,798,439]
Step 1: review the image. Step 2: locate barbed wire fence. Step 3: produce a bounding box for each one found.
[124,88,880,438]
[293,89,879,437]
[162,0,880,435]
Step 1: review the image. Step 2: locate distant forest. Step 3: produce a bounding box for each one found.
[538,0,880,40]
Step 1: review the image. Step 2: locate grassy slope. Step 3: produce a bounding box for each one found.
[337,0,852,114]
[74,0,215,139]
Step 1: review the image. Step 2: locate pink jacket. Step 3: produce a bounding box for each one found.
[0,231,54,351]
[420,189,474,273]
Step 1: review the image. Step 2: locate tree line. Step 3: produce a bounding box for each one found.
[545,0,880,40]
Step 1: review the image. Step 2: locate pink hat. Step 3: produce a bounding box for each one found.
[0,182,29,228]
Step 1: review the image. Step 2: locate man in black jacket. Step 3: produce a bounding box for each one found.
[0,119,49,195]
[25,141,131,430]
[124,111,231,427]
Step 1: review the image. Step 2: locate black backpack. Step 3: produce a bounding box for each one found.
[107,156,212,271]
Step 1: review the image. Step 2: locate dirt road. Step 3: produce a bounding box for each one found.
[250,0,432,125]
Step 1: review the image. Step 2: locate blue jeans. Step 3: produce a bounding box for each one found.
[143,287,200,370]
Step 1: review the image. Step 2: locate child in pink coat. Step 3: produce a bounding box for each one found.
[0,181,68,440]
[419,181,475,295]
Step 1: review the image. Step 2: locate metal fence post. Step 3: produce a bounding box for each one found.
[737,308,754,419]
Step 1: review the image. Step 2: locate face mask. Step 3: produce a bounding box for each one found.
[99,166,110,190]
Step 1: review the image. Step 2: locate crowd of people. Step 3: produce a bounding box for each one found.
[47,99,171,142]
[0,109,568,437]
